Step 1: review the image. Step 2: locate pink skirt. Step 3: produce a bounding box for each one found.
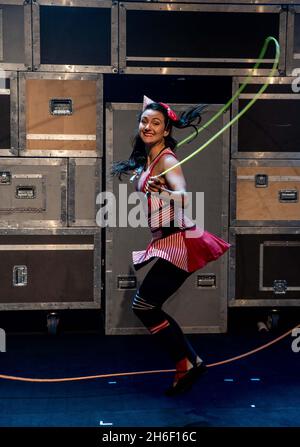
[132,226,231,273]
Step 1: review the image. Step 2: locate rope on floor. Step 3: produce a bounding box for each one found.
[0,323,298,383]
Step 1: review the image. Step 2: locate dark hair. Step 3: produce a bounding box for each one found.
[111,102,206,179]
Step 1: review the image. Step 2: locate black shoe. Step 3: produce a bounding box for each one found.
[165,363,207,397]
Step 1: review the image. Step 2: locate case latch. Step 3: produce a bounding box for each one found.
[273,280,287,295]
[255,174,268,188]
[278,189,298,203]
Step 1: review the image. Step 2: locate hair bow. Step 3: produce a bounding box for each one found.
[142,95,178,121]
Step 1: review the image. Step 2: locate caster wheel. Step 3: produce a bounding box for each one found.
[47,312,60,335]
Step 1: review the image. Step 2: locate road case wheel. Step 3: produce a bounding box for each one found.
[267,310,280,330]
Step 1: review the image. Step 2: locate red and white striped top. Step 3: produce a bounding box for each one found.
[132,148,230,272]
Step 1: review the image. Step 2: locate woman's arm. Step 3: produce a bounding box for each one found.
[146,155,190,208]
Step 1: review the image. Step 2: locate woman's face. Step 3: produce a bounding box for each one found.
[139,109,170,146]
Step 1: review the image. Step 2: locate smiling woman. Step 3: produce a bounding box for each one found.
[139,109,169,147]
[111,96,230,396]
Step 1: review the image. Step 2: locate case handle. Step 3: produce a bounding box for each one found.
[117,275,137,289]
[49,98,73,116]
[16,186,36,199]
[197,274,216,288]
[13,265,28,287]
[278,189,298,203]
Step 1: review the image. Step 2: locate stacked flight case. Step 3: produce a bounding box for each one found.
[119,2,286,76]
[0,0,298,333]
[104,1,291,334]
[229,76,300,310]
[0,0,119,331]
[105,103,230,334]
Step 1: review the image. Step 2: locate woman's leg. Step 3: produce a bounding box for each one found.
[132,258,206,392]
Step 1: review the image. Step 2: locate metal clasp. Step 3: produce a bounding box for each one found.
[255,174,268,188]
[273,280,287,295]
[0,171,11,185]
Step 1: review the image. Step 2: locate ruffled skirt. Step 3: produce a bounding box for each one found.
[132,226,231,273]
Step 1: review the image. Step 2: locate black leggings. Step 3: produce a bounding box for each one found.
[132,258,199,364]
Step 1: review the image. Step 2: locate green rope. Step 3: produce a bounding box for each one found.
[159,36,280,177]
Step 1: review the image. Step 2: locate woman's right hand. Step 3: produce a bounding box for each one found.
[145,176,165,194]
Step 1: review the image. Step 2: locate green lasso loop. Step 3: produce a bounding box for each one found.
[158,36,280,177]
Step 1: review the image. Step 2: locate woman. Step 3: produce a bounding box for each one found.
[112,96,230,395]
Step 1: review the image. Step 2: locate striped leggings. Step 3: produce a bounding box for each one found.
[132,258,199,364]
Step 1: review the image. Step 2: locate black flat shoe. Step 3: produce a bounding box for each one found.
[165,363,207,397]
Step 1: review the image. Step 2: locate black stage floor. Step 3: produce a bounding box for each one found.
[0,315,299,429]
